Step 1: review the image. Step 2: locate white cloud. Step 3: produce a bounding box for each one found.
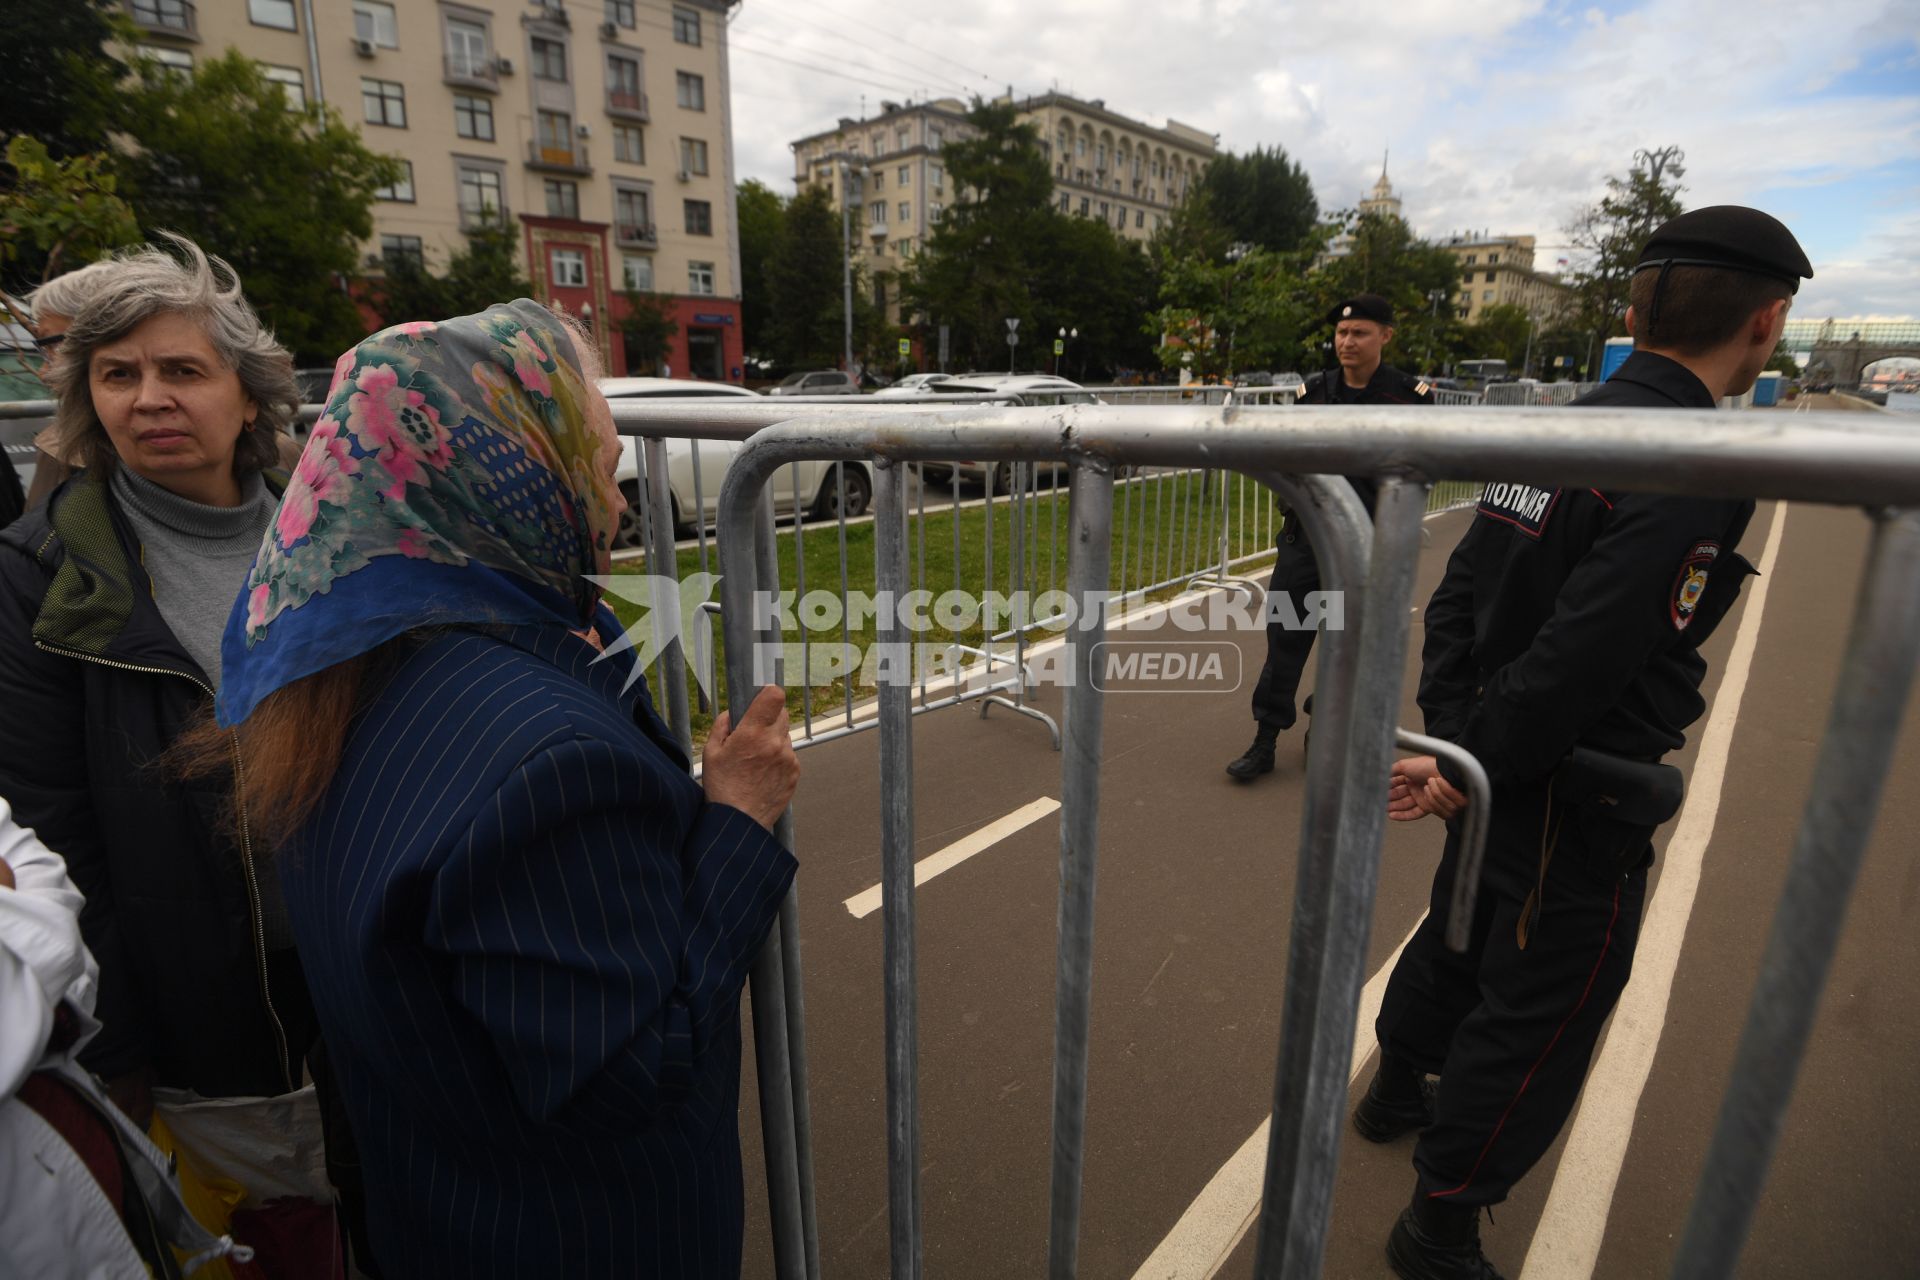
[724,0,1920,315]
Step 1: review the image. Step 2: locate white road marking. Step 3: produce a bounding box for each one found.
[1129,917,1425,1280]
[1520,500,1791,1280]
[842,796,1061,920]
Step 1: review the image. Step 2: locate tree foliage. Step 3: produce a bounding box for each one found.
[1565,146,1686,350]
[1194,145,1319,254]
[1149,247,1316,380]
[112,51,405,361]
[1464,303,1533,368]
[1309,212,1464,375]
[616,291,680,374]
[0,136,141,294]
[0,0,124,160]
[736,178,784,359]
[373,216,532,326]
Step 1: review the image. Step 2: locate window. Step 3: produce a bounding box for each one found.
[672,6,701,44]
[352,0,398,48]
[531,37,567,81]
[142,45,193,77]
[870,201,886,225]
[1079,196,1089,215]
[1488,253,1499,264]
[1059,192,1070,213]
[1462,270,1474,284]
[684,199,712,235]
[1098,201,1108,218]
[897,202,909,222]
[446,19,489,78]
[1484,271,1495,284]
[375,160,415,202]
[872,171,884,191]
[1465,253,1477,265]
[537,110,572,150]
[688,261,716,295]
[550,249,587,288]
[930,126,944,148]
[458,166,504,225]
[380,234,424,267]
[262,65,305,109]
[931,202,943,221]
[1097,144,1107,169]
[544,179,580,219]
[624,254,653,290]
[676,71,705,111]
[678,137,708,175]
[930,163,944,189]
[361,78,406,127]
[615,124,645,164]
[1482,289,1495,302]
[616,188,651,235]
[1075,136,1086,157]
[898,164,910,185]
[1135,210,1144,228]
[607,55,643,112]
[606,0,635,27]
[1115,205,1125,227]
[454,93,494,140]
[897,128,909,149]
[249,0,296,30]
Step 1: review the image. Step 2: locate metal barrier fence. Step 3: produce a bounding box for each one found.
[642,399,1920,1280]
[1482,381,1598,406]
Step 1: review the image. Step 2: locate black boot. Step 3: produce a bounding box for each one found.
[1352,1054,1436,1143]
[1386,1192,1504,1280]
[1226,729,1280,780]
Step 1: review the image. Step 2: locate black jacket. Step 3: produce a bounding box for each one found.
[0,470,297,1095]
[1419,352,1757,787]
[1290,362,1434,521]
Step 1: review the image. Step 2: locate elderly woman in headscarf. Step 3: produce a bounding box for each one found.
[208,300,800,1279]
[0,237,310,1126]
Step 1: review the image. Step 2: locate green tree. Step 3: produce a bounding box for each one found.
[0,136,141,295]
[1464,302,1533,368]
[0,0,124,159]
[616,291,680,375]
[1195,145,1319,254]
[766,185,851,367]
[736,178,785,361]
[114,50,405,361]
[373,215,532,325]
[1149,245,1317,380]
[1310,211,1463,375]
[1565,146,1686,352]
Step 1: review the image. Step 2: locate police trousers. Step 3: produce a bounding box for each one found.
[1375,780,1653,1207]
[1249,528,1322,733]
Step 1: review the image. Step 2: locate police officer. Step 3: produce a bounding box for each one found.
[1358,207,1812,1280]
[1226,293,1433,780]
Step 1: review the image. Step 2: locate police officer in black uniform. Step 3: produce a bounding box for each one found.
[1226,293,1434,780]
[1355,207,1813,1280]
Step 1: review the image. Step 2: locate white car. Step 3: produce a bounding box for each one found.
[914,375,1103,491]
[873,372,955,397]
[600,378,873,547]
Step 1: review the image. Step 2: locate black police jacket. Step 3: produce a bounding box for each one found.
[1292,362,1434,519]
[1418,351,1758,788]
[0,470,299,1097]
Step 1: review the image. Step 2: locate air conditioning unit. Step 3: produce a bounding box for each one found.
[494,55,514,74]
[353,37,375,57]
[599,21,619,38]
[576,123,591,138]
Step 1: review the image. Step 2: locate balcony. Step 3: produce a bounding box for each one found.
[615,221,658,247]
[526,141,592,175]
[606,89,649,122]
[443,53,499,91]
[127,0,198,40]
[868,222,888,239]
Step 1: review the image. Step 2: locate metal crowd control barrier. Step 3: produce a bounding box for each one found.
[686,400,1920,1280]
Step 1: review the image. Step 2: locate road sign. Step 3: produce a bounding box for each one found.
[1006,333,1019,346]
[1005,317,1020,333]
[898,338,911,357]
[1054,339,1065,356]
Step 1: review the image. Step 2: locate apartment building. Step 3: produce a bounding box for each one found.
[1440,232,1573,326]
[121,0,744,380]
[788,91,1216,323]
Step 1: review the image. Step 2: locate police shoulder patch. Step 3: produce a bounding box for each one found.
[1415,380,1431,396]
[1475,482,1560,539]
[1671,540,1719,630]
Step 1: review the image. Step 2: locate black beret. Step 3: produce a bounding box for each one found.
[1327,294,1394,326]
[1634,206,1813,292]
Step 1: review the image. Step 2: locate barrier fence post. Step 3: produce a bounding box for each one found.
[1046,459,1117,1280]
[642,436,692,752]
[1671,507,1920,1279]
[873,460,925,1278]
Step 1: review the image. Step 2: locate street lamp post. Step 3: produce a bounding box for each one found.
[1056,326,1076,376]
[1421,287,1447,374]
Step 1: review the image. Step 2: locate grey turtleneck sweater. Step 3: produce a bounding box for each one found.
[110,465,275,690]
[111,465,294,949]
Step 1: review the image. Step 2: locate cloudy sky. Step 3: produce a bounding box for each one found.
[722,0,1919,319]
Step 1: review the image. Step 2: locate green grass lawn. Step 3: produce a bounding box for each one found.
[601,469,1480,746]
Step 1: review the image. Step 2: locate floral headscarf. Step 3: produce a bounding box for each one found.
[215,300,617,727]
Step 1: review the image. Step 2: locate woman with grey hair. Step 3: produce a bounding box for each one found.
[19,259,126,509]
[0,235,318,1129]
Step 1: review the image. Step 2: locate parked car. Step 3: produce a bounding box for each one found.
[1272,372,1307,394]
[767,369,861,396]
[915,375,1104,492]
[873,372,955,397]
[600,377,873,547]
[0,324,49,501]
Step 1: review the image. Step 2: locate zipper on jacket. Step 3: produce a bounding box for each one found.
[34,639,294,1094]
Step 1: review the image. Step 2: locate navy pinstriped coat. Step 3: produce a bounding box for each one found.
[278,620,796,1278]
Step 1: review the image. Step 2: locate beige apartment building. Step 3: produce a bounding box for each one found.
[1440,232,1574,327]
[788,91,1217,324]
[122,0,745,380]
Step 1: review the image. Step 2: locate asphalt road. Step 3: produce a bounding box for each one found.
[732,498,1919,1279]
